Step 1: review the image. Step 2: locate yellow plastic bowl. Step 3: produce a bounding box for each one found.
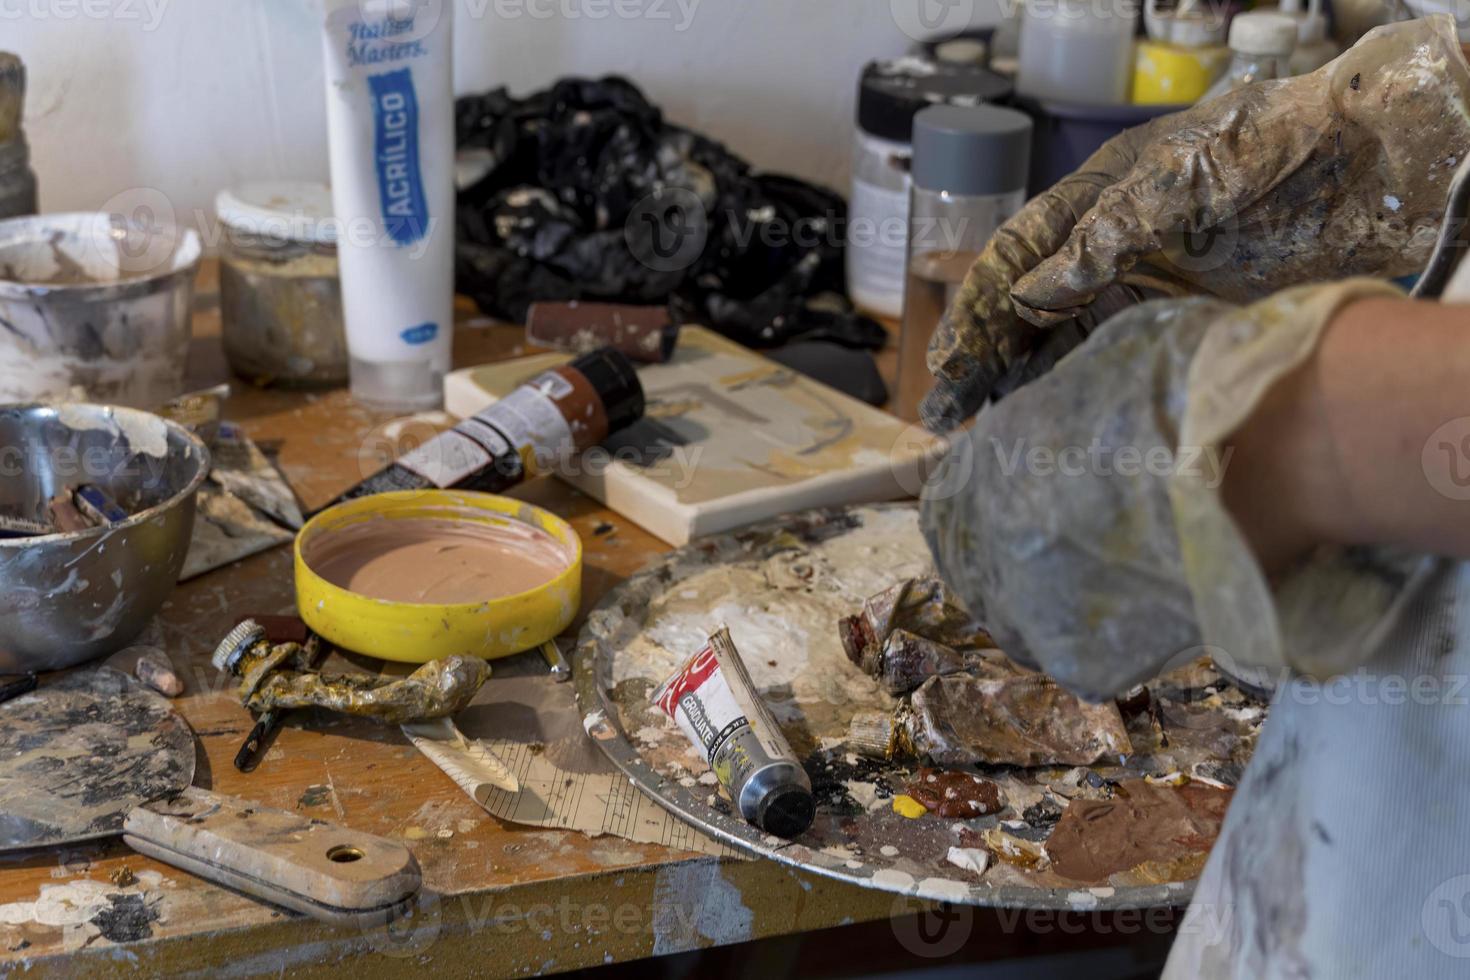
[295,490,582,663]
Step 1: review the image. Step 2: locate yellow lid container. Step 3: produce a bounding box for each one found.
[295,490,582,663]
[1132,39,1228,105]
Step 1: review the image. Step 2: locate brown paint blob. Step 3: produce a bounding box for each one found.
[307,517,572,604]
[904,767,1002,818]
[1044,779,1233,885]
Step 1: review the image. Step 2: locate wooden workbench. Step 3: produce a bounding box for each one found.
[0,263,924,977]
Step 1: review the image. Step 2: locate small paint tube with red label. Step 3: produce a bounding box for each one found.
[652,626,815,838]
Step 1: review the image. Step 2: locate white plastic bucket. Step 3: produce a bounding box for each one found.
[0,212,201,408]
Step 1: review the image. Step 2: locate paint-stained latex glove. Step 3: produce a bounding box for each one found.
[922,15,1470,431]
[922,280,1433,701]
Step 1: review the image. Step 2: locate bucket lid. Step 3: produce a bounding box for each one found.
[912,103,1032,195]
[858,56,1012,144]
[215,181,337,245]
[1228,12,1298,56]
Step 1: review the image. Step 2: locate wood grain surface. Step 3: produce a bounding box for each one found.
[0,263,910,977]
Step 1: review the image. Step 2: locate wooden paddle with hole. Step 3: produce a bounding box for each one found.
[0,668,421,927]
[123,788,421,925]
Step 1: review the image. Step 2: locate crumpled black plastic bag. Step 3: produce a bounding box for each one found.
[454,76,886,351]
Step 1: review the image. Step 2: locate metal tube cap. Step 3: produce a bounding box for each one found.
[912,104,1033,196]
[212,620,266,675]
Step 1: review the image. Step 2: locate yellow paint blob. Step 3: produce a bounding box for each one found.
[892,794,928,819]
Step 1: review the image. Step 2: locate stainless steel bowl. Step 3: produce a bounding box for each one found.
[0,403,210,672]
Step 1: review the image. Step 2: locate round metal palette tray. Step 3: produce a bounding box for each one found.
[574,503,1249,910]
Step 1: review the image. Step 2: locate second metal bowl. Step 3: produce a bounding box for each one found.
[0,403,210,672]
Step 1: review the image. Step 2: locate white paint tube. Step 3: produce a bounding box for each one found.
[320,0,455,412]
[652,627,815,838]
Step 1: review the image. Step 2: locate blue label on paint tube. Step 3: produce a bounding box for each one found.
[368,68,429,246]
[401,322,438,345]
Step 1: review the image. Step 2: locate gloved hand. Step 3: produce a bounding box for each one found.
[922,14,1470,431]
[921,281,1428,701]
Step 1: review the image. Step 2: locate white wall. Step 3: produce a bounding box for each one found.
[5,0,1001,237]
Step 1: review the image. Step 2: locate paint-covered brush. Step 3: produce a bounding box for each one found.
[74,484,130,525]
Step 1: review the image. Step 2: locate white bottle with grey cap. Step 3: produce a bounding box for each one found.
[894,103,1032,423]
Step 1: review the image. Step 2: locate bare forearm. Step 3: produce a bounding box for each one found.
[1223,298,1470,574]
